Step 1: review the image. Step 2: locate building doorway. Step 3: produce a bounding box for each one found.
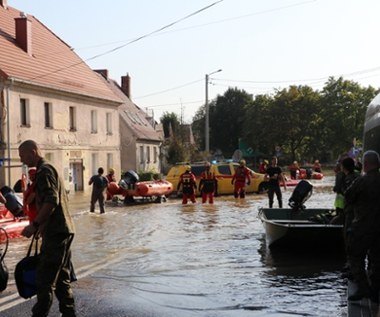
[69,160,84,191]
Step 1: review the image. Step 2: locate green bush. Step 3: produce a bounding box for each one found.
[138,171,163,181]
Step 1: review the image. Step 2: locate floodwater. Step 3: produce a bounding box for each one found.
[1,176,348,316]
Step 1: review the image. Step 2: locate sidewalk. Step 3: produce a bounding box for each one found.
[1,275,167,317]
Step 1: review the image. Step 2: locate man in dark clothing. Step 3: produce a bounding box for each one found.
[344,150,380,302]
[19,140,76,317]
[338,157,360,278]
[265,156,286,208]
[89,167,108,214]
[341,157,360,240]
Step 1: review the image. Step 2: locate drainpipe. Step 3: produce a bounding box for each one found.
[6,83,11,185]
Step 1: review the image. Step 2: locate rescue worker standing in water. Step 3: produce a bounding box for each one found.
[265,156,286,208]
[105,168,117,200]
[231,159,251,198]
[177,166,197,204]
[199,162,218,204]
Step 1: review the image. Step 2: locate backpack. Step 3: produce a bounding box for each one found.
[0,228,9,292]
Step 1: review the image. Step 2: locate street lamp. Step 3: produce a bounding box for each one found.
[205,69,222,153]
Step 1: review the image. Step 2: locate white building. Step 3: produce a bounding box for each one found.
[0,1,122,192]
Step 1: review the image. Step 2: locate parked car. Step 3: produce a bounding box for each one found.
[165,161,267,196]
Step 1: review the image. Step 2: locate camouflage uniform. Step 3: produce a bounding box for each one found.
[345,168,380,298]
[33,159,76,317]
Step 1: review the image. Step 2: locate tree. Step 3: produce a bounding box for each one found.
[191,77,379,165]
[165,138,186,165]
[243,93,274,158]
[270,85,321,162]
[319,77,379,160]
[191,105,207,151]
[209,88,252,156]
[160,112,180,138]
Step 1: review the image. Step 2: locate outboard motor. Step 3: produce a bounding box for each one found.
[119,170,139,190]
[288,180,313,211]
[0,186,24,217]
[306,168,313,179]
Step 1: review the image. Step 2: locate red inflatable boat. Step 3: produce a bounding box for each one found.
[108,180,173,199]
[298,168,324,180]
[0,206,29,241]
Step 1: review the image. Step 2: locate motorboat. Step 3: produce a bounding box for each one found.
[258,207,344,249]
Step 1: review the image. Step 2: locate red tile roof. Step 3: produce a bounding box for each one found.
[0,5,122,103]
[97,73,162,142]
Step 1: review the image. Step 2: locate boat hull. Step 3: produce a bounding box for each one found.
[259,208,344,249]
[108,180,173,198]
[298,169,323,180]
[0,206,29,240]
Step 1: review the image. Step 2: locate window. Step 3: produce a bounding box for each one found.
[190,165,205,177]
[154,147,158,163]
[20,98,30,126]
[146,146,151,163]
[91,110,97,133]
[139,146,144,163]
[91,153,98,175]
[69,107,76,131]
[217,164,233,175]
[106,112,112,135]
[107,153,113,172]
[45,152,53,163]
[44,102,53,128]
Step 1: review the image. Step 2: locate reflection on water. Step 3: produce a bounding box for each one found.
[2,177,348,316]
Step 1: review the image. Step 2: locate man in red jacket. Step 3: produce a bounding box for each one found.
[231,160,251,198]
[199,162,218,204]
[177,166,197,204]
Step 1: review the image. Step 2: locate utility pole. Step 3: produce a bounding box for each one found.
[205,69,222,153]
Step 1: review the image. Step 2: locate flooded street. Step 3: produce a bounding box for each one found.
[1,177,348,316]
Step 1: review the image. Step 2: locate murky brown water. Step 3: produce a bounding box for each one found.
[1,176,348,316]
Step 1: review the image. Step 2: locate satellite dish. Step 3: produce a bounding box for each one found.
[232,150,243,162]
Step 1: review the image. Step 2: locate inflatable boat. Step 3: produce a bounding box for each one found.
[0,206,29,241]
[108,180,173,203]
[298,168,323,180]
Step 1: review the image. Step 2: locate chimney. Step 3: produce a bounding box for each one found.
[15,13,32,56]
[94,69,109,79]
[121,73,131,99]
[0,0,8,9]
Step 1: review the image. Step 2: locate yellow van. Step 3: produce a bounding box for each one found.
[165,162,267,196]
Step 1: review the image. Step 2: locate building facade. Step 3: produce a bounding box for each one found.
[95,70,163,178]
[0,1,122,192]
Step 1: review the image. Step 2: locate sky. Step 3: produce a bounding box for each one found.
[9,0,380,123]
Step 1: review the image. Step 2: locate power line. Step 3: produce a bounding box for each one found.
[135,79,204,99]
[72,0,317,53]
[133,65,380,103]
[212,66,380,86]
[30,0,224,80]
[144,100,203,108]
